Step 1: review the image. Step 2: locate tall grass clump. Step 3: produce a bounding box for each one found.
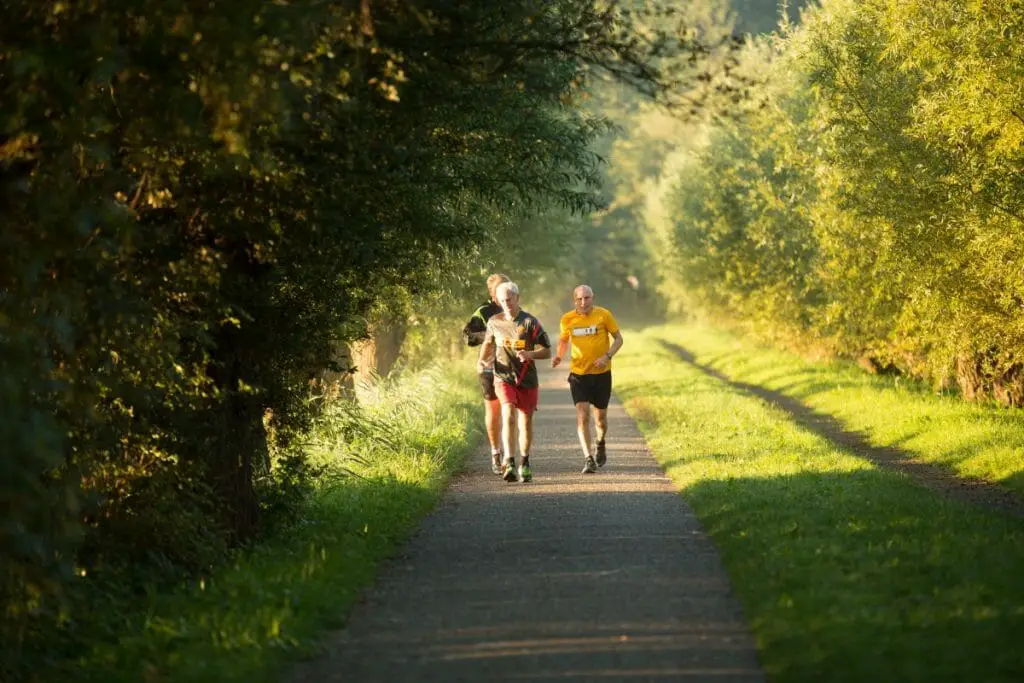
[50,362,480,683]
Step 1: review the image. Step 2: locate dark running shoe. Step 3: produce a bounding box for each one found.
[503,461,518,483]
[519,461,532,482]
[491,453,503,475]
[596,440,607,467]
[581,456,598,474]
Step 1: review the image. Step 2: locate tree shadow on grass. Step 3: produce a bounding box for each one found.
[685,469,1024,683]
[63,473,446,683]
[657,339,1024,520]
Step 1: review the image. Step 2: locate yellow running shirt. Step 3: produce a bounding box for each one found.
[558,306,620,375]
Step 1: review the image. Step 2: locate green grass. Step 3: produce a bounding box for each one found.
[58,363,481,683]
[614,323,1024,683]
[653,322,1024,494]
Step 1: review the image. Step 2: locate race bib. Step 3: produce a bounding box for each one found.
[571,325,598,337]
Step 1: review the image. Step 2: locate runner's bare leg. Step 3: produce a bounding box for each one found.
[517,409,533,459]
[575,402,593,457]
[501,402,519,465]
[595,407,608,444]
[485,398,501,452]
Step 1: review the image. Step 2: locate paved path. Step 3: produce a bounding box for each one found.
[290,364,765,682]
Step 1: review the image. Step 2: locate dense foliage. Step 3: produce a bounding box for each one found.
[580,0,805,320]
[643,0,1024,404]
[1,0,704,676]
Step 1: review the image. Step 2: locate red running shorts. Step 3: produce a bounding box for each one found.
[495,381,539,415]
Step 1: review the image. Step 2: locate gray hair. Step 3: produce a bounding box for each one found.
[496,281,520,297]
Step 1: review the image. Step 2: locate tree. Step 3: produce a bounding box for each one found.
[2,0,713,674]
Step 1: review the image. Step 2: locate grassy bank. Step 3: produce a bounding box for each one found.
[614,323,1024,682]
[58,364,480,683]
[654,323,1024,495]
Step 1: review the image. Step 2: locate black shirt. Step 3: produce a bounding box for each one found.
[462,300,502,347]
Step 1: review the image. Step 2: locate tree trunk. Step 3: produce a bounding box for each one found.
[957,352,1024,407]
[209,345,264,543]
[351,313,407,385]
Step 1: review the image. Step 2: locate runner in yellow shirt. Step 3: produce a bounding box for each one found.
[551,285,624,473]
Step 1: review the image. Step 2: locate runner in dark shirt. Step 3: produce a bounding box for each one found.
[478,281,551,483]
[462,273,509,474]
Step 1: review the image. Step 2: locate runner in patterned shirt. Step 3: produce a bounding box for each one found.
[551,284,624,474]
[477,281,551,483]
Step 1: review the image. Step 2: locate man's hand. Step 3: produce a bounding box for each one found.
[593,353,610,369]
[551,355,562,368]
[516,349,532,363]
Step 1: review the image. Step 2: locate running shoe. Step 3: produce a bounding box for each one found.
[581,456,598,474]
[519,461,532,482]
[491,452,503,475]
[502,461,518,482]
[595,440,607,467]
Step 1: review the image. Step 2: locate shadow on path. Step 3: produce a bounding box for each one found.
[658,339,1024,520]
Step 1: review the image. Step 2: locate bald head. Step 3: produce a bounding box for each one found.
[573,285,594,314]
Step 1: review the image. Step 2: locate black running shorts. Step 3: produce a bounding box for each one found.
[478,371,498,401]
[568,371,612,409]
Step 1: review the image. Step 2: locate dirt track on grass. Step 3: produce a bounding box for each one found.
[659,339,1024,521]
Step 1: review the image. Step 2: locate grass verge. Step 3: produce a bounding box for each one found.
[652,322,1024,495]
[614,324,1024,683]
[60,363,480,683]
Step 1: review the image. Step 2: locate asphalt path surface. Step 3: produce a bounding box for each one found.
[291,364,765,682]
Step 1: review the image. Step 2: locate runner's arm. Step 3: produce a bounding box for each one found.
[525,344,551,361]
[607,330,623,359]
[594,330,623,368]
[551,337,569,368]
[478,320,497,372]
[477,337,495,372]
